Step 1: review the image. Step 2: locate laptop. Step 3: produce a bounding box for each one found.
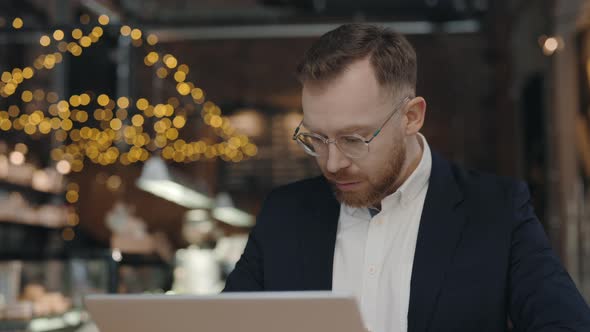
[85,291,367,332]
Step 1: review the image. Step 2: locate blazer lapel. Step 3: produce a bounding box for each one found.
[408,152,467,332]
[299,177,340,290]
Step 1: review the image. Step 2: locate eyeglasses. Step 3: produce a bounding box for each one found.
[292,96,411,159]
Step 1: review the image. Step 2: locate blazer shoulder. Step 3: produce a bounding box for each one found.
[448,161,525,199]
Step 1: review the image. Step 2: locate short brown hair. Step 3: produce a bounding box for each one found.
[296,23,417,95]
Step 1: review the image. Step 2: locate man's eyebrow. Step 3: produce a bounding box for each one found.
[301,121,373,136]
[334,125,373,135]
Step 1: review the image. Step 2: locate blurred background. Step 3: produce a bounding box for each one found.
[0,0,589,330]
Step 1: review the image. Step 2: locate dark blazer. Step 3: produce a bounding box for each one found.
[223,151,590,331]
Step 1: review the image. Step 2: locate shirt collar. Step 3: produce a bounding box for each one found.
[342,133,432,218]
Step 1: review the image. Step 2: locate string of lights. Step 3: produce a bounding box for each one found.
[0,14,259,174]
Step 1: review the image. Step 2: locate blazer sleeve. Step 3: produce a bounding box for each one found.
[222,192,277,292]
[508,181,590,331]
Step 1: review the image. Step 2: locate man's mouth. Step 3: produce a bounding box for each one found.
[333,181,362,191]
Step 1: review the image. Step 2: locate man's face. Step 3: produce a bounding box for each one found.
[301,58,408,208]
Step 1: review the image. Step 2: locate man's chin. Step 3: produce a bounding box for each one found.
[333,189,377,208]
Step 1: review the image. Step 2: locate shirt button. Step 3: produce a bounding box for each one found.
[368,265,376,275]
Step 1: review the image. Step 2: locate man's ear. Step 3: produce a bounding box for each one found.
[404,97,426,135]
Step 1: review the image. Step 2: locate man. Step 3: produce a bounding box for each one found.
[223,23,590,331]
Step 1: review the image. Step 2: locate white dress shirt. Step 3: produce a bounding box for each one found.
[332,133,432,332]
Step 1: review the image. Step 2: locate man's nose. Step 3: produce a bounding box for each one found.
[325,142,351,173]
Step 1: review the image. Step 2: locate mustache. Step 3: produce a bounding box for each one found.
[325,173,360,183]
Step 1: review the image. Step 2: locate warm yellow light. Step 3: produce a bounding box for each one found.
[80,93,91,105]
[50,149,63,161]
[244,143,258,156]
[94,109,104,121]
[12,75,23,85]
[53,29,64,40]
[131,114,144,126]
[57,100,69,112]
[161,146,173,159]
[34,58,44,70]
[72,28,83,39]
[39,120,52,134]
[12,18,23,29]
[147,51,159,63]
[47,112,61,127]
[55,129,68,141]
[61,119,73,131]
[164,54,178,68]
[106,175,122,190]
[70,129,81,141]
[29,112,43,125]
[97,94,110,106]
[117,97,130,108]
[103,109,113,120]
[3,84,16,96]
[178,64,189,74]
[156,67,168,78]
[120,25,131,36]
[176,83,190,95]
[543,37,558,55]
[191,88,203,100]
[210,115,222,128]
[173,116,186,128]
[69,95,81,107]
[153,120,166,133]
[33,89,45,101]
[136,98,149,110]
[9,151,25,165]
[46,92,58,103]
[53,52,63,63]
[167,97,180,108]
[164,105,174,117]
[44,54,57,68]
[116,108,128,120]
[110,118,122,130]
[130,28,142,40]
[57,41,68,52]
[24,122,38,134]
[66,190,79,203]
[62,228,75,241]
[21,90,33,102]
[50,118,61,129]
[0,120,12,131]
[165,128,179,140]
[71,46,82,56]
[229,137,241,148]
[174,71,186,82]
[98,15,110,25]
[79,36,92,47]
[22,67,34,79]
[144,106,154,117]
[71,160,83,172]
[92,26,104,37]
[1,72,12,83]
[147,34,158,45]
[123,126,135,138]
[40,35,51,46]
[56,160,71,174]
[14,143,28,154]
[77,110,89,123]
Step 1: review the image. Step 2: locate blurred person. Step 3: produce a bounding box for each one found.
[223,23,590,332]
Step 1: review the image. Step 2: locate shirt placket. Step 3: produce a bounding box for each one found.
[360,211,387,332]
